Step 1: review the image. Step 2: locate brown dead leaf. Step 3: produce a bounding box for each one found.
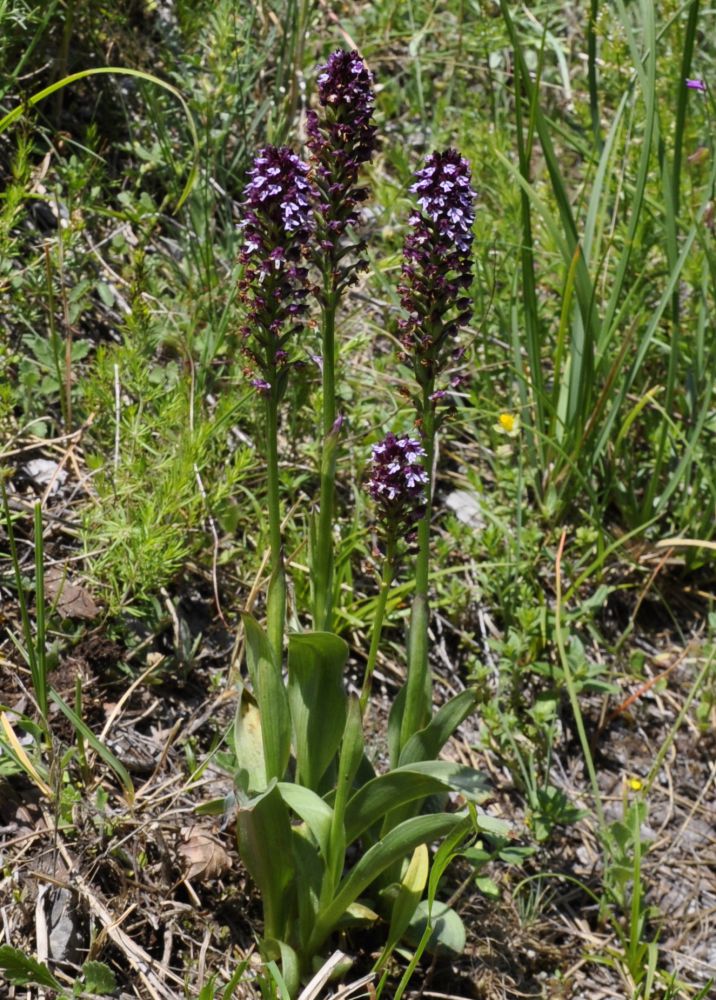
[45,565,100,620]
[178,825,231,882]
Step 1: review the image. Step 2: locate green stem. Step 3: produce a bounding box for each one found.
[265,391,285,664]
[400,383,436,750]
[359,537,397,714]
[313,278,339,631]
[43,246,68,432]
[322,282,337,437]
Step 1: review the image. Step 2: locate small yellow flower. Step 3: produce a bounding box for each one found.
[496,412,519,437]
[499,412,515,432]
[628,777,643,792]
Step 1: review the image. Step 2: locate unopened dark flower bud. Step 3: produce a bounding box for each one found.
[368,433,428,538]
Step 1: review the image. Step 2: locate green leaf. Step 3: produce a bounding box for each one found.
[289,827,325,954]
[375,844,429,971]
[222,960,251,1000]
[308,812,470,956]
[474,875,500,899]
[243,614,290,784]
[287,631,348,791]
[344,761,489,845]
[272,941,300,998]
[327,695,365,894]
[400,593,431,751]
[80,960,117,994]
[233,686,267,794]
[392,817,475,1000]
[265,960,292,1000]
[398,689,478,766]
[49,690,134,804]
[277,782,333,860]
[0,946,62,988]
[337,901,380,928]
[387,683,406,767]
[405,901,466,956]
[237,781,295,943]
[460,846,491,867]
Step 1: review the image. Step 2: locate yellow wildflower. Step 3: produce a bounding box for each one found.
[499,413,515,432]
[496,412,519,437]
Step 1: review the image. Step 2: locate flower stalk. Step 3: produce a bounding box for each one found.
[238,145,315,662]
[359,535,396,714]
[397,149,476,752]
[364,432,428,716]
[308,49,377,631]
[265,390,285,662]
[400,389,435,748]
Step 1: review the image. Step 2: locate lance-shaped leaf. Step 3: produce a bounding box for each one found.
[307,812,470,956]
[243,614,290,784]
[387,683,407,768]
[344,761,489,844]
[233,686,267,794]
[327,695,365,895]
[288,631,348,791]
[290,826,326,958]
[237,781,295,943]
[398,689,478,766]
[262,949,297,1000]
[277,782,333,861]
[375,844,429,970]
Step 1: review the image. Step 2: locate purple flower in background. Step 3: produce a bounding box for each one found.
[238,146,316,390]
[686,78,707,92]
[399,150,476,398]
[307,49,377,266]
[368,433,428,536]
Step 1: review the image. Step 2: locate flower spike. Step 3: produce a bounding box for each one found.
[399,149,476,403]
[238,146,316,393]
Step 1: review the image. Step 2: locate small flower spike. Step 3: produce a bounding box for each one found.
[368,433,428,538]
[307,48,377,271]
[686,78,707,92]
[399,149,476,401]
[238,146,316,391]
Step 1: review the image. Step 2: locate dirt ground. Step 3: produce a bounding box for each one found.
[1,435,715,999]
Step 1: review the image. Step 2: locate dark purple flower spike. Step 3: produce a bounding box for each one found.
[368,433,428,539]
[307,48,377,282]
[398,149,476,410]
[307,50,377,632]
[238,146,316,394]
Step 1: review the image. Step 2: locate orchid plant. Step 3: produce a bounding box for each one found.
[231,49,496,995]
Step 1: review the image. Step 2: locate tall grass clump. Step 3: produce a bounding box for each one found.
[496,0,716,547]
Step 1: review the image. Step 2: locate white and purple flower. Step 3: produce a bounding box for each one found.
[368,433,428,534]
